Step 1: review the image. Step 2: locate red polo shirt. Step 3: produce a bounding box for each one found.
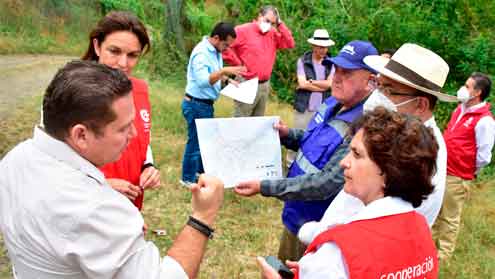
[222,21,295,81]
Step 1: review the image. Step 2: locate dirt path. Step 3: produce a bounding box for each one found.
[0,55,76,120]
[1,55,77,276]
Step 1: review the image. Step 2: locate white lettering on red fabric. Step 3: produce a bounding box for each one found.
[379,256,434,279]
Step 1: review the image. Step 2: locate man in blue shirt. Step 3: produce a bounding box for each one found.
[181,22,246,183]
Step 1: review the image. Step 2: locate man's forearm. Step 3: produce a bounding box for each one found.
[281,128,305,151]
[167,225,210,279]
[260,166,344,202]
[208,68,225,85]
[311,79,332,90]
[260,140,349,201]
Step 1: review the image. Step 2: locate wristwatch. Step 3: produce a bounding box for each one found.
[187,216,215,239]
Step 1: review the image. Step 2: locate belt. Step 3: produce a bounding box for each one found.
[259,79,269,84]
[184,94,214,105]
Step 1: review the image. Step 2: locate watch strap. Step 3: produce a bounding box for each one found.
[187,216,214,239]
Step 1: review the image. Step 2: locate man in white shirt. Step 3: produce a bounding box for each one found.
[433,72,495,260]
[298,43,454,235]
[363,43,458,227]
[0,60,224,279]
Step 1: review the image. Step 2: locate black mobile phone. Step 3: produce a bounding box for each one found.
[264,256,294,279]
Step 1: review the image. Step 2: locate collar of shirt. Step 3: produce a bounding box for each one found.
[31,126,106,185]
[455,101,486,126]
[347,196,413,223]
[203,36,218,54]
[424,116,436,129]
[461,101,487,114]
[202,36,222,70]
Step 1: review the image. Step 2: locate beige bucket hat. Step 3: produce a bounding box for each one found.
[307,29,335,47]
[364,43,457,102]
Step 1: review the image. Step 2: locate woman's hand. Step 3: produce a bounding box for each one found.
[257,257,281,279]
[139,166,161,189]
[107,178,142,201]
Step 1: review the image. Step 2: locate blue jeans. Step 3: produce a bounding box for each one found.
[181,98,214,182]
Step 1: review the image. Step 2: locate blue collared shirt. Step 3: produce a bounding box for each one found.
[185,36,223,100]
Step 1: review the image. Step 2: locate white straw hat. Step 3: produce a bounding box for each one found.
[364,43,456,102]
[307,29,335,47]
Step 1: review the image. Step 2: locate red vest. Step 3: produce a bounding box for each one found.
[100,77,151,210]
[444,103,493,180]
[295,212,438,279]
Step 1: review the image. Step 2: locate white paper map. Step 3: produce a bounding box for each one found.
[220,77,258,104]
[196,116,282,188]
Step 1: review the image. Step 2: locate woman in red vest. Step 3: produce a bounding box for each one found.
[82,11,160,210]
[259,107,439,279]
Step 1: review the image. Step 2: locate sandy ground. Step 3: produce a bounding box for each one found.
[0,55,76,120]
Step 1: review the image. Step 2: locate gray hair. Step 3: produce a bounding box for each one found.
[259,5,279,20]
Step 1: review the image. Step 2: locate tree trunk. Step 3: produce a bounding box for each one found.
[164,0,186,54]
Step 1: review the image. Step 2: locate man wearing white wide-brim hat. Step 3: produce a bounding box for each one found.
[287,29,335,167]
[363,43,457,229]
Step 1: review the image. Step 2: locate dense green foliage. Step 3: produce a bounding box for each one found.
[223,0,495,126]
[98,0,495,130]
[0,0,100,54]
[3,0,494,122]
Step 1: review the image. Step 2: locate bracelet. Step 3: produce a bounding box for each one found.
[187,216,215,239]
[141,162,154,172]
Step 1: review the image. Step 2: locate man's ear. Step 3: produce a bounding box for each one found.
[211,35,220,44]
[416,97,429,114]
[366,74,377,92]
[67,124,90,152]
[473,88,483,100]
[93,38,101,58]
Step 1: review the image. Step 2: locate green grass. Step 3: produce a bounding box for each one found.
[0,0,97,55]
[0,77,494,278]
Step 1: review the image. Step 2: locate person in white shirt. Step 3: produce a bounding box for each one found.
[0,60,224,279]
[433,72,495,260]
[257,107,439,279]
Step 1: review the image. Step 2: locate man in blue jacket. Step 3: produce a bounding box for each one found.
[235,40,378,261]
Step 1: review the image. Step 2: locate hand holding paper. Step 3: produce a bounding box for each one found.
[220,77,259,104]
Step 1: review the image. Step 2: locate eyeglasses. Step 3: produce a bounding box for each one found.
[378,85,419,97]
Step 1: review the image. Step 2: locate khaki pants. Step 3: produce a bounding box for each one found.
[432,175,470,260]
[233,80,270,117]
[277,227,306,262]
[286,110,314,167]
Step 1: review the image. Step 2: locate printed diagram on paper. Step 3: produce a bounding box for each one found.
[196,116,282,188]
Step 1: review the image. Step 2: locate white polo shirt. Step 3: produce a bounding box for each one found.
[0,127,187,279]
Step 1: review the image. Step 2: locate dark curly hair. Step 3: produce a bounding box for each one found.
[349,107,438,207]
[82,11,150,61]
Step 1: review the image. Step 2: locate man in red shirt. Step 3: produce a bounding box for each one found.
[222,5,295,117]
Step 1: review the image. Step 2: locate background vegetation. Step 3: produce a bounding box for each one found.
[3,0,494,125]
[1,0,494,278]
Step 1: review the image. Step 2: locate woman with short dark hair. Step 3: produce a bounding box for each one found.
[259,107,439,279]
[83,11,160,210]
